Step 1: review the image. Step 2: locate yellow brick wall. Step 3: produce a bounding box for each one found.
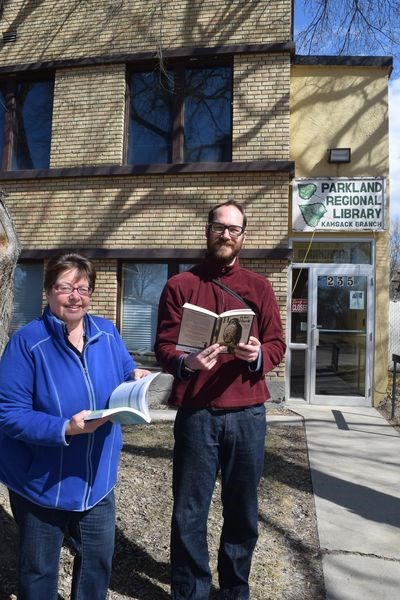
[48,53,291,168]
[233,54,291,160]
[51,65,126,167]
[92,260,118,322]
[1,0,292,387]
[241,258,288,379]
[0,0,292,66]
[1,174,289,250]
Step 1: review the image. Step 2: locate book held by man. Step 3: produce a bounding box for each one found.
[84,371,159,425]
[176,302,255,353]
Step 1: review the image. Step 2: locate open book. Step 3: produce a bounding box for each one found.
[84,372,159,425]
[177,302,255,353]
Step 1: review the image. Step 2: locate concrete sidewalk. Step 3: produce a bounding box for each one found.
[291,405,400,600]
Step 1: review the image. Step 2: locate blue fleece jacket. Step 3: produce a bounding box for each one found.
[0,306,135,511]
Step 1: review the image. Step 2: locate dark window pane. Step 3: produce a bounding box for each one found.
[11,263,43,333]
[290,268,308,343]
[290,349,306,399]
[184,67,231,162]
[128,71,173,164]
[120,261,197,367]
[293,241,372,264]
[12,79,54,170]
[0,85,5,166]
[121,263,168,365]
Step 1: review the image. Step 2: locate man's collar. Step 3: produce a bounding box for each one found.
[202,255,240,278]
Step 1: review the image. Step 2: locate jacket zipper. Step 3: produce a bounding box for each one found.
[68,344,97,510]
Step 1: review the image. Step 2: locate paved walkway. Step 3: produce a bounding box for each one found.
[291,405,400,600]
[152,405,400,599]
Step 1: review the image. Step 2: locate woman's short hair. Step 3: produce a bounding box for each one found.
[44,252,96,292]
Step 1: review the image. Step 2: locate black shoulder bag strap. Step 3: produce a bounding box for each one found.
[211,278,259,322]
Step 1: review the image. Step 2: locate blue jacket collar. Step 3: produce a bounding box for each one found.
[43,306,102,344]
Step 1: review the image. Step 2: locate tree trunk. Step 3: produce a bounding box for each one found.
[0,192,20,356]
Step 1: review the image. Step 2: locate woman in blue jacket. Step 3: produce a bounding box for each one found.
[0,252,150,600]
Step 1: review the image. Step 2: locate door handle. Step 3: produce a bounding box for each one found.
[313,328,319,346]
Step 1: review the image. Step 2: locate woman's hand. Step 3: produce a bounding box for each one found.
[65,410,110,436]
[65,369,151,436]
[132,368,151,379]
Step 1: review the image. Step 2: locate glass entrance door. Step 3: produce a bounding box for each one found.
[310,266,372,405]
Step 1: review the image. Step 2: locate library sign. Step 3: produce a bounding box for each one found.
[292,177,385,232]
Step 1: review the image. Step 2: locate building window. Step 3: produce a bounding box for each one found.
[0,77,54,170]
[292,241,372,265]
[127,62,232,164]
[120,261,195,366]
[11,262,44,333]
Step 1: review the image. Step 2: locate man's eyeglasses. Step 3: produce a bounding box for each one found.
[54,284,92,297]
[208,222,245,238]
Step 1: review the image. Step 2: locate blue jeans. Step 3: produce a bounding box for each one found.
[9,489,115,600]
[171,405,266,600]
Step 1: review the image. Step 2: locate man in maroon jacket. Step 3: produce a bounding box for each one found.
[155,200,286,600]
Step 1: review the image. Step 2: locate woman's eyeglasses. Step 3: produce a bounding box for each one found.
[53,284,92,297]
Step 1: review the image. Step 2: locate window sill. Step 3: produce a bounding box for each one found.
[20,247,293,260]
[0,160,295,180]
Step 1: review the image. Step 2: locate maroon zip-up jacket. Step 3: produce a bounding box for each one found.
[154,257,286,409]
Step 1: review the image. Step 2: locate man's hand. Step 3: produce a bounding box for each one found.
[234,336,261,363]
[65,410,110,436]
[184,343,223,371]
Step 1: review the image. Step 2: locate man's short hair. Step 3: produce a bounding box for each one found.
[207,200,247,229]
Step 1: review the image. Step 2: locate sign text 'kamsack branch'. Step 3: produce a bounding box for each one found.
[292,178,385,232]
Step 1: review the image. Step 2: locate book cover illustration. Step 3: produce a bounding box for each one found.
[177,303,255,353]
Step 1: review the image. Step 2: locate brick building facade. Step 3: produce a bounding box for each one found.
[1,0,392,405]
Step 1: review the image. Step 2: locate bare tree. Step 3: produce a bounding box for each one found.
[296,0,400,57]
[390,216,400,300]
[0,191,20,355]
[128,263,161,302]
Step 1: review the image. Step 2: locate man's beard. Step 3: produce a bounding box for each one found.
[206,239,242,265]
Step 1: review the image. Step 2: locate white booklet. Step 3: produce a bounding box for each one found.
[84,372,159,425]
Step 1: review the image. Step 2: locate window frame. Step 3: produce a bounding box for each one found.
[0,71,54,171]
[117,259,199,366]
[117,259,192,322]
[125,56,233,165]
[10,260,44,334]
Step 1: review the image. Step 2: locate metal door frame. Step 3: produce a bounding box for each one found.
[308,264,374,406]
[286,263,375,406]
